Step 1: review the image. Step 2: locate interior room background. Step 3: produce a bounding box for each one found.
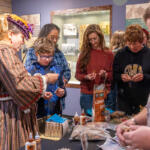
[11,0,149,116]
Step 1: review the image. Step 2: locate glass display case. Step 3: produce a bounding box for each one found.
[51,5,112,88]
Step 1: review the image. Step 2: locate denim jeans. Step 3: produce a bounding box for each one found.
[105,84,117,111]
[80,93,93,115]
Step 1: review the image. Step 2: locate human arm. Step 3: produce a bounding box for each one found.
[98,53,114,89]
[113,52,123,82]
[117,108,147,144]
[105,53,114,87]
[75,56,90,81]
[26,65,59,84]
[123,125,150,150]
[0,46,57,111]
[56,50,71,83]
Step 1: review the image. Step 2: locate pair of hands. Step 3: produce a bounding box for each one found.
[85,70,108,80]
[43,73,66,99]
[117,119,150,150]
[43,88,65,99]
[121,73,143,83]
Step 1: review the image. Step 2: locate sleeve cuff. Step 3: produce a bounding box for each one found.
[41,75,47,96]
[34,73,47,97]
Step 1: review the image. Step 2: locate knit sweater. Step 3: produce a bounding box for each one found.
[76,49,114,94]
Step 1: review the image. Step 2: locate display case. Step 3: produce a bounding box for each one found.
[51,5,112,88]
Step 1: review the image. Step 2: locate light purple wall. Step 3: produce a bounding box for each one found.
[12,0,149,116]
[12,0,149,32]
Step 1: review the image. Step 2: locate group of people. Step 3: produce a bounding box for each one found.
[25,23,71,118]
[0,8,150,149]
[75,8,150,150]
[116,8,150,150]
[76,23,150,116]
[0,14,71,150]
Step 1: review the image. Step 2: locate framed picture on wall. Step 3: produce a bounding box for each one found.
[21,14,40,63]
[126,3,150,31]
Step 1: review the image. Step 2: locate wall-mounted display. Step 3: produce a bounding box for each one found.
[62,43,76,55]
[51,6,112,87]
[63,24,77,36]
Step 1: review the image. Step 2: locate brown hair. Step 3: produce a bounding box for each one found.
[33,37,54,55]
[125,24,143,43]
[79,24,106,71]
[142,28,149,40]
[110,30,125,50]
[143,7,150,23]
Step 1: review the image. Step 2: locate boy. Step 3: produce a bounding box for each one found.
[26,37,65,118]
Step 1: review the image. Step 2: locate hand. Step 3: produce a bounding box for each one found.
[63,77,68,87]
[116,119,136,146]
[55,88,65,97]
[123,125,150,150]
[45,73,59,84]
[121,74,132,82]
[85,72,96,80]
[131,73,143,82]
[43,92,53,99]
[99,70,108,79]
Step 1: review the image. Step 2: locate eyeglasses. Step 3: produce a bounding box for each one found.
[40,55,53,60]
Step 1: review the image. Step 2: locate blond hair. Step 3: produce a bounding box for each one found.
[110,30,125,50]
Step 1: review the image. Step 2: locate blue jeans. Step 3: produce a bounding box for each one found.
[105,84,117,111]
[80,93,93,115]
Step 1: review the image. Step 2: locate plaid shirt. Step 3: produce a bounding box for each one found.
[25,47,71,109]
[25,47,71,81]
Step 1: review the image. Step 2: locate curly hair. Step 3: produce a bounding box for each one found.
[33,37,54,55]
[110,30,125,50]
[125,24,144,43]
[79,24,106,71]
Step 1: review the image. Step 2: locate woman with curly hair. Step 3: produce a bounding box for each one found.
[75,24,114,115]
